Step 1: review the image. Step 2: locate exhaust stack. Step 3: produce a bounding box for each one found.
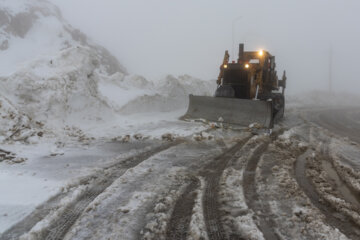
[238,43,244,62]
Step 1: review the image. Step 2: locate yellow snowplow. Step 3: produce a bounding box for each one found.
[182,43,286,128]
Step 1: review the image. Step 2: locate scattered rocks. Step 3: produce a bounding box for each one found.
[117,208,130,214]
[112,133,150,143]
[111,136,122,142]
[294,210,303,217]
[133,133,143,140]
[122,135,131,143]
[193,134,203,142]
[50,146,65,156]
[0,148,17,163]
[64,126,94,144]
[11,157,26,164]
[192,132,214,141]
[161,133,175,142]
[209,122,222,129]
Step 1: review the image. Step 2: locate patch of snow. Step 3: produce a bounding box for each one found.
[187,177,208,240]
[0,169,59,233]
[219,137,265,240]
[221,167,264,240]
[141,187,185,240]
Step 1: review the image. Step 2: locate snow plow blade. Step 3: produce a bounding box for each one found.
[182,95,273,128]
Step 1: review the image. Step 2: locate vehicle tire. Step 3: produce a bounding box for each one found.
[215,85,235,98]
[272,94,285,120]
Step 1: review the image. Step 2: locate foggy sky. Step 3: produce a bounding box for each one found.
[50,0,360,94]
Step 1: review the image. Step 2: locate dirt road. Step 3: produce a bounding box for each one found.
[1,108,360,240]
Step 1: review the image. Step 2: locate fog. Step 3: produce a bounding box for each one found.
[50,0,360,94]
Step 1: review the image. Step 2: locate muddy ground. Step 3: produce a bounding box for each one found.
[1,107,360,240]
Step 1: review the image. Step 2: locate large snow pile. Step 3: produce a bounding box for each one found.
[0,0,216,144]
[0,0,126,76]
[0,0,125,143]
[118,75,215,114]
[0,51,215,142]
[1,47,117,129]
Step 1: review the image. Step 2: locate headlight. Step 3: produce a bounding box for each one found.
[224,64,228,69]
[258,50,264,56]
[245,64,250,69]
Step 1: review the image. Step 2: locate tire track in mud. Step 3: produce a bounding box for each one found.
[242,142,279,240]
[201,137,251,240]
[295,150,360,240]
[0,192,68,240]
[0,140,183,240]
[202,129,285,240]
[322,159,360,209]
[165,177,200,240]
[164,138,250,240]
[43,140,184,240]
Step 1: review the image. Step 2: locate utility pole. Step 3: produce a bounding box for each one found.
[329,45,333,93]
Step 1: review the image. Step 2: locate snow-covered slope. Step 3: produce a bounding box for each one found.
[0,0,126,76]
[1,47,117,128]
[0,0,216,144]
[0,0,128,142]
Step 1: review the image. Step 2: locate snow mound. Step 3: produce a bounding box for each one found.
[0,46,119,129]
[157,75,215,98]
[119,75,216,114]
[0,0,129,142]
[0,47,215,142]
[98,74,155,112]
[0,0,126,76]
[97,73,216,115]
[0,47,214,142]
[0,0,216,144]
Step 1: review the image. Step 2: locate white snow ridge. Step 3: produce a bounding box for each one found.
[0,0,216,144]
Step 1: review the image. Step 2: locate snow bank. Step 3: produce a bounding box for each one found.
[0,57,215,141]
[0,0,216,145]
[1,46,116,128]
[0,0,126,143]
[0,56,214,144]
[0,0,126,76]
